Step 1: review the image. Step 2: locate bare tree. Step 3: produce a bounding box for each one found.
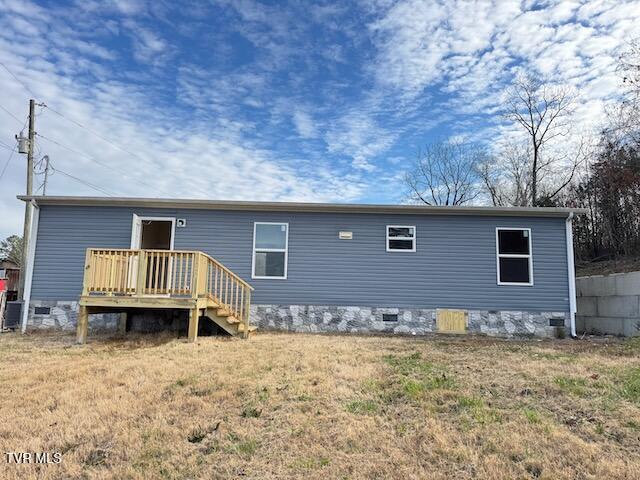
[405,141,484,206]
[478,142,532,206]
[606,39,640,144]
[504,74,575,205]
[478,137,588,207]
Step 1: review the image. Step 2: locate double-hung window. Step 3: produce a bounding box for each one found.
[386,225,416,252]
[252,222,288,279]
[496,228,533,285]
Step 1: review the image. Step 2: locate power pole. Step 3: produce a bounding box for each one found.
[17,99,35,302]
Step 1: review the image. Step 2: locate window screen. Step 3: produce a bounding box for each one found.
[387,226,416,252]
[253,223,288,278]
[497,228,532,285]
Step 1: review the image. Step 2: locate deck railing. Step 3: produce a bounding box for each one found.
[81,248,253,329]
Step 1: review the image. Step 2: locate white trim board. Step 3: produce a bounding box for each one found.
[21,203,40,333]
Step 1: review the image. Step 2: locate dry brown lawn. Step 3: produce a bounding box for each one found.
[0,331,639,479]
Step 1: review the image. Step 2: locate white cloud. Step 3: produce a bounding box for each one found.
[366,0,640,145]
[325,111,396,171]
[0,1,367,239]
[292,110,318,138]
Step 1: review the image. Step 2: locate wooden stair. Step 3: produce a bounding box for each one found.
[204,305,256,337]
[77,248,255,343]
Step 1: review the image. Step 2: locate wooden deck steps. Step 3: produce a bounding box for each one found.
[204,307,252,337]
[76,248,255,343]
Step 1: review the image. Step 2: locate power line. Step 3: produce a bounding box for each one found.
[49,165,114,196]
[42,104,151,163]
[0,144,16,182]
[39,105,191,197]
[36,133,112,170]
[0,103,23,124]
[0,61,38,99]
[36,133,167,194]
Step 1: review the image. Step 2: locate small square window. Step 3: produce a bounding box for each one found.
[386,226,416,252]
[383,313,398,322]
[34,307,51,315]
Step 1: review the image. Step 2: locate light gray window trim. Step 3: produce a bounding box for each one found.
[252,222,289,279]
[495,227,534,286]
[386,225,416,252]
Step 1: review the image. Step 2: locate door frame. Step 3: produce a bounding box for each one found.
[130,214,176,250]
[129,215,177,296]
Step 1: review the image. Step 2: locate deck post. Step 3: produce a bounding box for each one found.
[188,307,199,342]
[77,305,89,344]
[81,249,92,296]
[243,289,251,339]
[118,312,127,335]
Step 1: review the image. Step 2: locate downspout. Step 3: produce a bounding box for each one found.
[565,212,577,338]
[21,200,40,334]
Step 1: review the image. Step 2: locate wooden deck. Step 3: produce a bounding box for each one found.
[77,249,255,343]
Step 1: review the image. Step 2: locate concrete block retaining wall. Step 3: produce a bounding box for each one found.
[576,271,640,337]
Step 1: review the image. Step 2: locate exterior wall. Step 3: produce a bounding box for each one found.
[576,271,640,337]
[30,205,571,314]
[253,304,568,338]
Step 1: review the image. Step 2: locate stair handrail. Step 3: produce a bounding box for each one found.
[199,252,254,291]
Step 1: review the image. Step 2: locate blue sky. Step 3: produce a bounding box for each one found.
[0,0,638,238]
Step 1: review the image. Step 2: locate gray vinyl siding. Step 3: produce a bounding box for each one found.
[31,205,570,311]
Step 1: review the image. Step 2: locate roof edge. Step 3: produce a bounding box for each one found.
[17,195,588,217]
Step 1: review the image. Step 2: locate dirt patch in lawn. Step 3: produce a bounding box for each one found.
[0,331,639,479]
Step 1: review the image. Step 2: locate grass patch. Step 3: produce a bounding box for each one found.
[225,435,259,458]
[187,427,207,444]
[291,457,331,470]
[523,408,541,424]
[554,375,587,396]
[455,395,501,424]
[383,353,455,402]
[620,367,640,403]
[241,404,262,418]
[345,399,378,414]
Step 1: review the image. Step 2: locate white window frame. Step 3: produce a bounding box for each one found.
[252,222,289,279]
[386,225,416,252]
[495,227,533,286]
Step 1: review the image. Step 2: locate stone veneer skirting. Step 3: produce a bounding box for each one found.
[252,304,569,338]
[28,300,120,332]
[27,300,569,338]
